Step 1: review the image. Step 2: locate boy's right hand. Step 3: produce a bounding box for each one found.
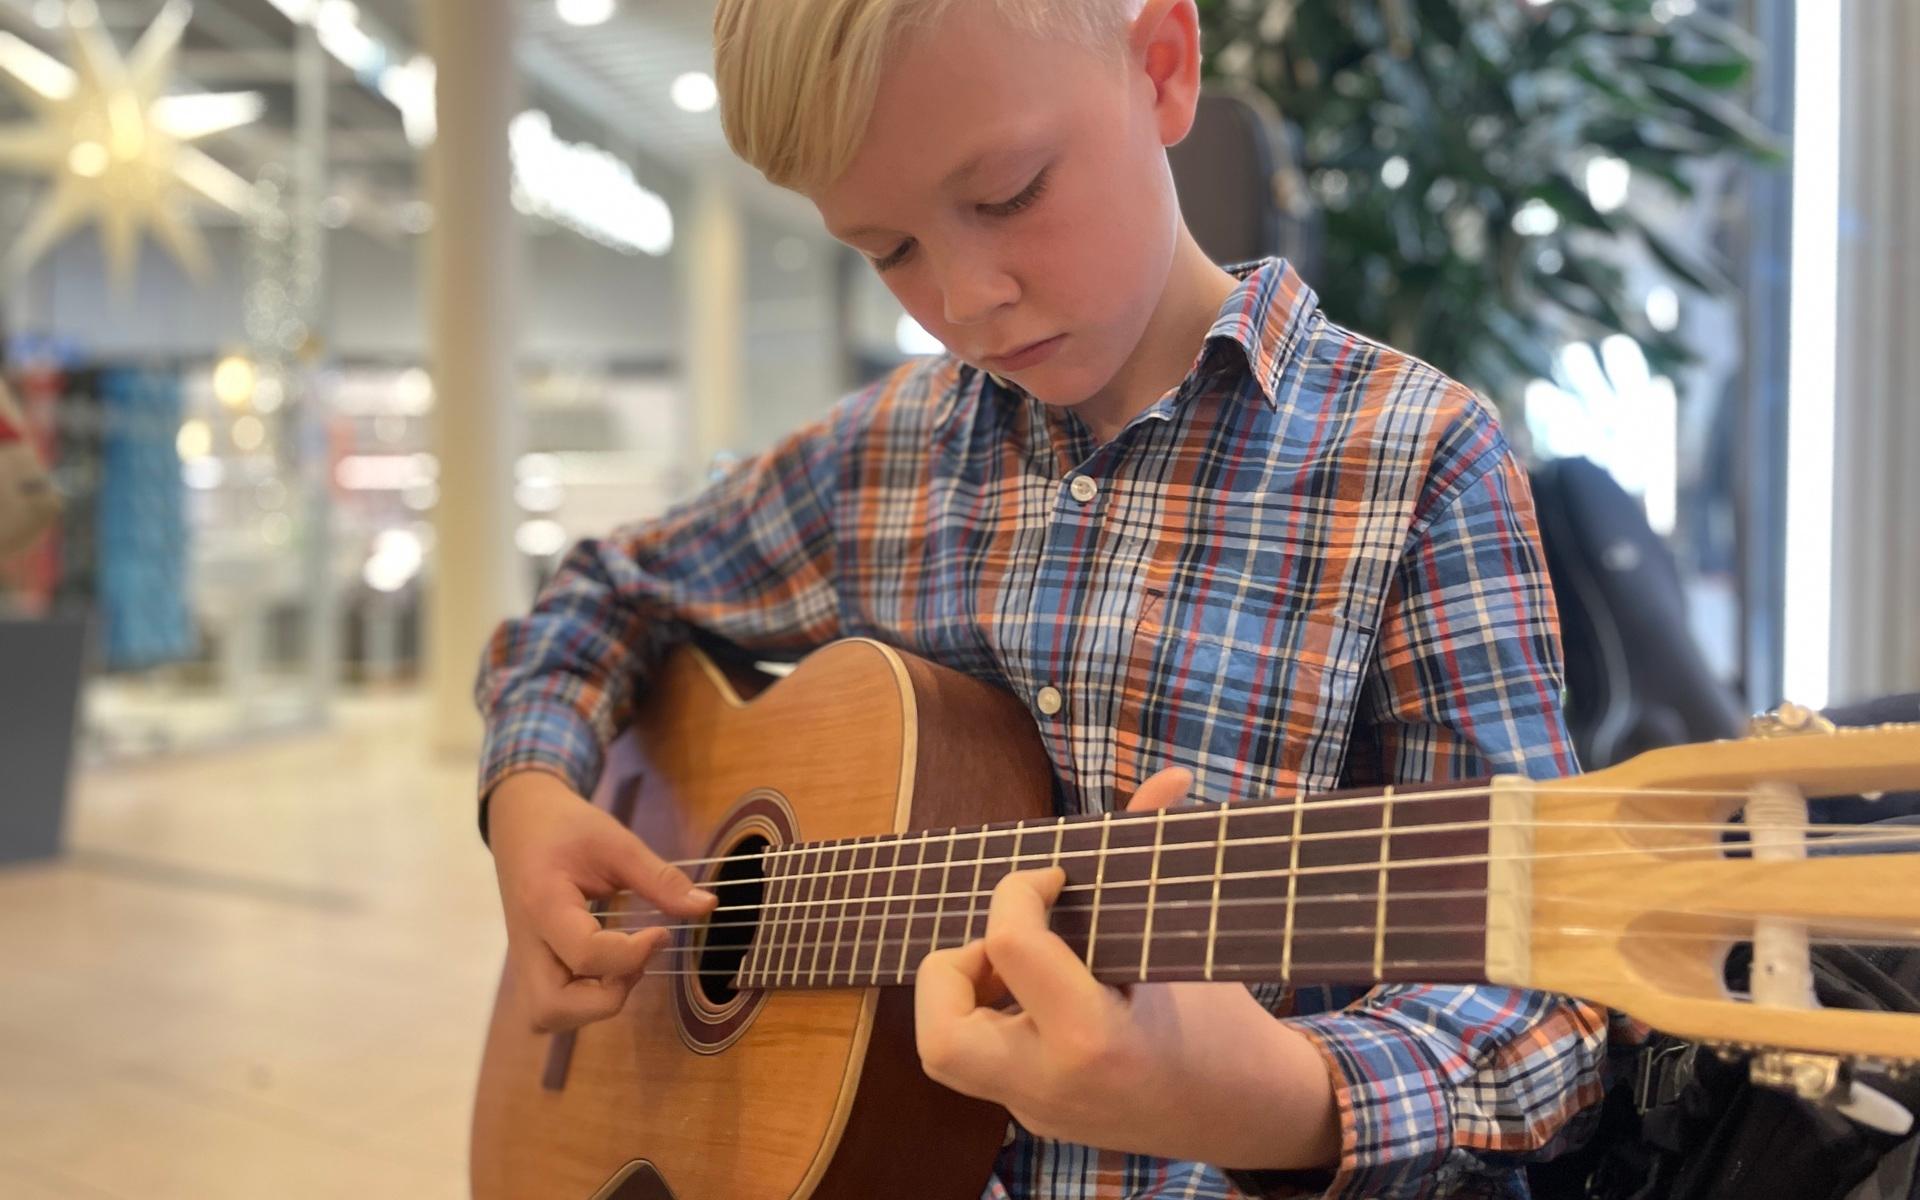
[486,771,719,1033]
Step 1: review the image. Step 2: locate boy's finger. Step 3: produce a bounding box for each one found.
[914,942,1021,1094]
[538,892,669,979]
[1126,766,1194,813]
[519,938,643,1032]
[600,826,718,917]
[980,868,1112,1037]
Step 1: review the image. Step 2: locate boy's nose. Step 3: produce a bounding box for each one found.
[941,264,1020,327]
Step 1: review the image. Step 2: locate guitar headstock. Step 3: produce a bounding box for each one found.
[1494,715,1920,1093]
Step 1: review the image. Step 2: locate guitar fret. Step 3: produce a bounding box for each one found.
[1281,790,1303,984]
[1378,785,1494,983]
[825,840,851,987]
[895,833,930,983]
[807,843,838,986]
[781,845,819,987]
[872,838,904,986]
[764,849,792,988]
[806,843,832,985]
[965,827,989,943]
[1289,782,1420,982]
[850,838,880,985]
[1051,816,1066,870]
[834,840,861,987]
[932,829,958,959]
[1204,802,1228,981]
[1086,812,1112,972]
[1007,824,1028,905]
[753,851,779,989]
[1373,786,1396,983]
[854,838,880,986]
[742,857,770,989]
[1138,808,1167,980]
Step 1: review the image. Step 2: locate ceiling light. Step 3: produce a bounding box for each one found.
[213,355,257,409]
[671,71,717,114]
[556,0,616,28]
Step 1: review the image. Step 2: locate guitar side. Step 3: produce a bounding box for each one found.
[470,640,1054,1199]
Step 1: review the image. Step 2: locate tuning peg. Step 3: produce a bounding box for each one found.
[1751,1051,1917,1136]
[1748,702,1839,738]
[1752,1049,1846,1100]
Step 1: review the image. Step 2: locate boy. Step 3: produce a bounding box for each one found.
[475,1,1609,1196]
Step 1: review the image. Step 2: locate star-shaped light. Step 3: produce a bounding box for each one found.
[0,0,262,286]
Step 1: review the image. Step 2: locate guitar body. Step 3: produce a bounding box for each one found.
[472,639,1055,1199]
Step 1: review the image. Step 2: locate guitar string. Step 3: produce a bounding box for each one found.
[589,825,1920,920]
[601,887,1920,946]
[648,957,1499,979]
[623,882,1920,980]
[642,923,1920,969]
[610,894,1920,960]
[620,920,1920,983]
[650,781,1910,874]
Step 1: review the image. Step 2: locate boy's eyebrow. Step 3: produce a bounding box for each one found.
[939,147,1004,190]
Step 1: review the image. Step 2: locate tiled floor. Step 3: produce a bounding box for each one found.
[0,693,505,1199]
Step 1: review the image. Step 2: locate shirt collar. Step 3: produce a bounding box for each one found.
[958,256,1320,414]
[1203,256,1320,411]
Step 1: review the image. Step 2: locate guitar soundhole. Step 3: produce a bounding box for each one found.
[676,789,791,1053]
[696,833,769,1007]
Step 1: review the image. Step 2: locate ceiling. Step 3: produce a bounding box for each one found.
[0,0,815,236]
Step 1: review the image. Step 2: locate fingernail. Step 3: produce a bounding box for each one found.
[688,888,717,904]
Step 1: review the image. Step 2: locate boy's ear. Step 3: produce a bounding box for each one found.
[1130,0,1204,148]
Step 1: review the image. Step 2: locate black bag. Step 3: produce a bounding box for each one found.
[1528,456,1748,771]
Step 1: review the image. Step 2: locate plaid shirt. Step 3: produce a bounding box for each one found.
[476,258,1609,1200]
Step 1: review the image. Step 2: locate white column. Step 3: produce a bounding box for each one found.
[1829,2,1920,702]
[682,168,746,470]
[294,22,337,723]
[423,0,522,755]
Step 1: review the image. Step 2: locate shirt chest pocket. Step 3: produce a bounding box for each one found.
[1111,583,1371,805]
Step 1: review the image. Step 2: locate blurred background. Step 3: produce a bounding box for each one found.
[0,0,1913,1196]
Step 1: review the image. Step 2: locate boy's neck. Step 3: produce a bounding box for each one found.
[1070,226,1240,444]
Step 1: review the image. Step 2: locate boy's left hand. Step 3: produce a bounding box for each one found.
[913,768,1341,1169]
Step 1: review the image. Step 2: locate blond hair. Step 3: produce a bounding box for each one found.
[714,0,1136,193]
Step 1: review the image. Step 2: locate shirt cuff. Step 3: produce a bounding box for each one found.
[476,701,605,844]
[1234,1009,1458,1200]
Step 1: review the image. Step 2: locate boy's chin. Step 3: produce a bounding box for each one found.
[996,362,1104,409]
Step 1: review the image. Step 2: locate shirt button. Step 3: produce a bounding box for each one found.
[1068,475,1099,504]
[1036,686,1064,716]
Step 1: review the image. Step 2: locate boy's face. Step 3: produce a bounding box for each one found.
[812,1,1193,408]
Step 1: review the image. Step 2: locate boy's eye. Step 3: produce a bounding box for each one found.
[980,167,1050,218]
[870,240,914,272]
[863,166,1050,273]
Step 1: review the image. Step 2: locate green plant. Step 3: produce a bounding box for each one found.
[1195,0,1783,405]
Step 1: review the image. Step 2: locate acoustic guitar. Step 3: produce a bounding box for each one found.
[471,638,1920,1200]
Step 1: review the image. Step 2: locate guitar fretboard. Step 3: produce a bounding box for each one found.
[731,781,1493,990]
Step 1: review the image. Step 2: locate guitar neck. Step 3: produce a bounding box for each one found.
[734,779,1501,991]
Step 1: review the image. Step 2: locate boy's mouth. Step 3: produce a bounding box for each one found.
[981,334,1066,372]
